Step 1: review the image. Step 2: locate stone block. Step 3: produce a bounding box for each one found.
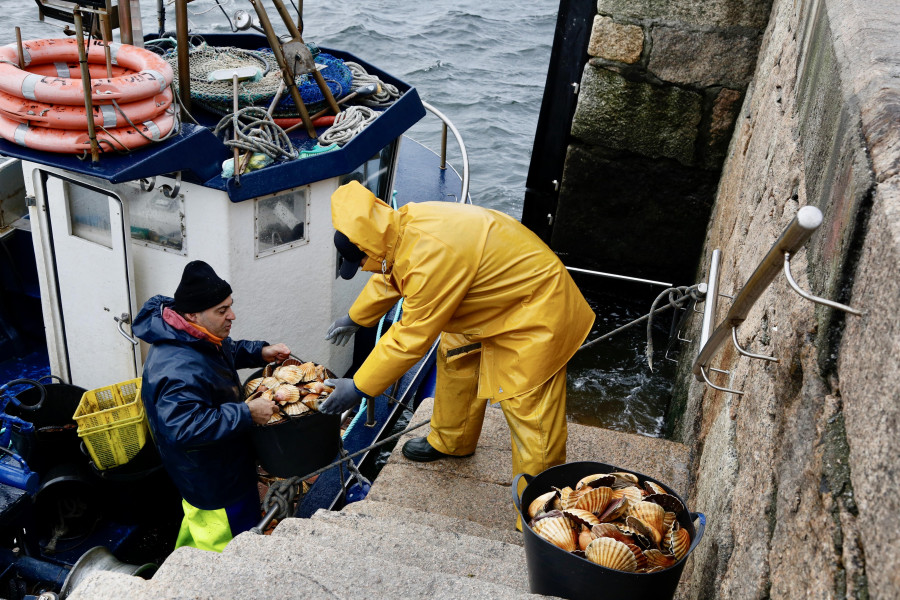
[705,87,744,168]
[648,26,760,88]
[572,64,702,166]
[597,0,774,30]
[550,144,718,284]
[588,15,644,64]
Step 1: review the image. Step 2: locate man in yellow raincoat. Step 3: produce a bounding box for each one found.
[320,181,595,523]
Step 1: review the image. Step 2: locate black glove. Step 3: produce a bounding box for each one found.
[319,378,363,415]
[325,314,360,347]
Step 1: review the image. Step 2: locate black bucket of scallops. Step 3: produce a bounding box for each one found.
[512,461,706,600]
[245,358,341,478]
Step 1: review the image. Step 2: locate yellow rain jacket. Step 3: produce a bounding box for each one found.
[331,181,595,401]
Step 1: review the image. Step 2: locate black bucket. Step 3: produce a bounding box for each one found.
[512,461,706,600]
[6,378,85,473]
[249,411,341,478]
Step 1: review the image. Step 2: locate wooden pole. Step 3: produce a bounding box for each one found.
[73,8,101,163]
[247,0,317,138]
[175,0,191,111]
[98,11,114,78]
[14,27,24,70]
[118,0,134,45]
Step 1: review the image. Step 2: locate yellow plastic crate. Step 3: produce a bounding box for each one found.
[73,378,143,431]
[78,409,149,470]
[73,378,148,470]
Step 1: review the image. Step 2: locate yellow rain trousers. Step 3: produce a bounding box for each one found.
[331,182,595,521]
[175,489,260,552]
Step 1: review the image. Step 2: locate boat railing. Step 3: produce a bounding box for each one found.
[692,206,863,396]
[421,101,470,204]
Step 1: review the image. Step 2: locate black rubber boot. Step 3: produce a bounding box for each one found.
[401,437,474,462]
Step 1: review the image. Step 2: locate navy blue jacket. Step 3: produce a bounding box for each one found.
[133,295,266,510]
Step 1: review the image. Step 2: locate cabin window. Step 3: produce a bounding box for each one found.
[129,186,186,254]
[65,181,112,249]
[339,140,398,202]
[254,187,309,257]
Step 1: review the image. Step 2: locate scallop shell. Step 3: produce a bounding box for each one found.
[643,549,676,570]
[262,363,275,377]
[575,474,615,490]
[315,364,329,381]
[590,523,632,545]
[261,377,282,391]
[553,486,578,511]
[610,472,640,489]
[611,486,643,504]
[645,492,686,516]
[304,381,326,395]
[578,525,594,552]
[298,362,318,382]
[528,490,559,519]
[628,501,666,538]
[597,497,629,522]
[574,486,612,514]
[625,515,661,546]
[643,480,667,495]
[302,394,325,411]
[283,401,310,416]
[626,542,648,571]
[260,389,275,402]
[562,508,601,528]
[584,537,638,572]
[274,385,301,405]
[274,365,304,385]
[662,511,677,533]
[280,357,303,367]
[532,514,577,552]
[244,377,264,398]
[667,527,691,561]
[266,411,284,424]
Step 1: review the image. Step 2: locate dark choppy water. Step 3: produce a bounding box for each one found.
[3,0,674,437]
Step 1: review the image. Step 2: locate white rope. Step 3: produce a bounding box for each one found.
[345,61,401,107]
[318,105,378,146]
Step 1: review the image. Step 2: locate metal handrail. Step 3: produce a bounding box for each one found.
[692,206,823,380]
[421,101,470,204]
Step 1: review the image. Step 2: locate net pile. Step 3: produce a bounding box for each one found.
[164,43,353,116]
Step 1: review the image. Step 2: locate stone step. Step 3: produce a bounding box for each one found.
[143,533,545,600]
[300,510,528,590]
[341,498,524,546]
[368,398,692,531]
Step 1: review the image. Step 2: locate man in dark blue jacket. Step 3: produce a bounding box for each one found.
[133,261,290,552]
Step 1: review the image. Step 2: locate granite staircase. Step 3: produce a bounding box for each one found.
[67,398,692,599]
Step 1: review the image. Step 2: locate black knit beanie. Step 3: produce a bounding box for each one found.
[173,261,233,313]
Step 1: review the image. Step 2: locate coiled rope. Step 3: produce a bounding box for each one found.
[318,105,379,146]
[345,61,400,107]
[212,106,297,160]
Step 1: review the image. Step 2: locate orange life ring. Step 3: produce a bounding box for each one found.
[0,87,172,130]
[0,38,173,105]
[0,109,176,153]
[27,62,131,80]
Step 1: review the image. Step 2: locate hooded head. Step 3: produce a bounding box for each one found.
[331,181,400,275]
[173,261,232,314]
[334,230,367,280]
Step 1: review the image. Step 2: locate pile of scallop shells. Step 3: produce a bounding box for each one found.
[527,472,691,573]
[243,358,335,424]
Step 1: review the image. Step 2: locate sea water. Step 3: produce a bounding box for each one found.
[4,0,675,437]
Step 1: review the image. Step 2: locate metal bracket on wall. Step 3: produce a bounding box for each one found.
[692,206,863,396]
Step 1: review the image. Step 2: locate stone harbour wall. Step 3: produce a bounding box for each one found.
[551,0,772,285]
[668,0,900,597]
